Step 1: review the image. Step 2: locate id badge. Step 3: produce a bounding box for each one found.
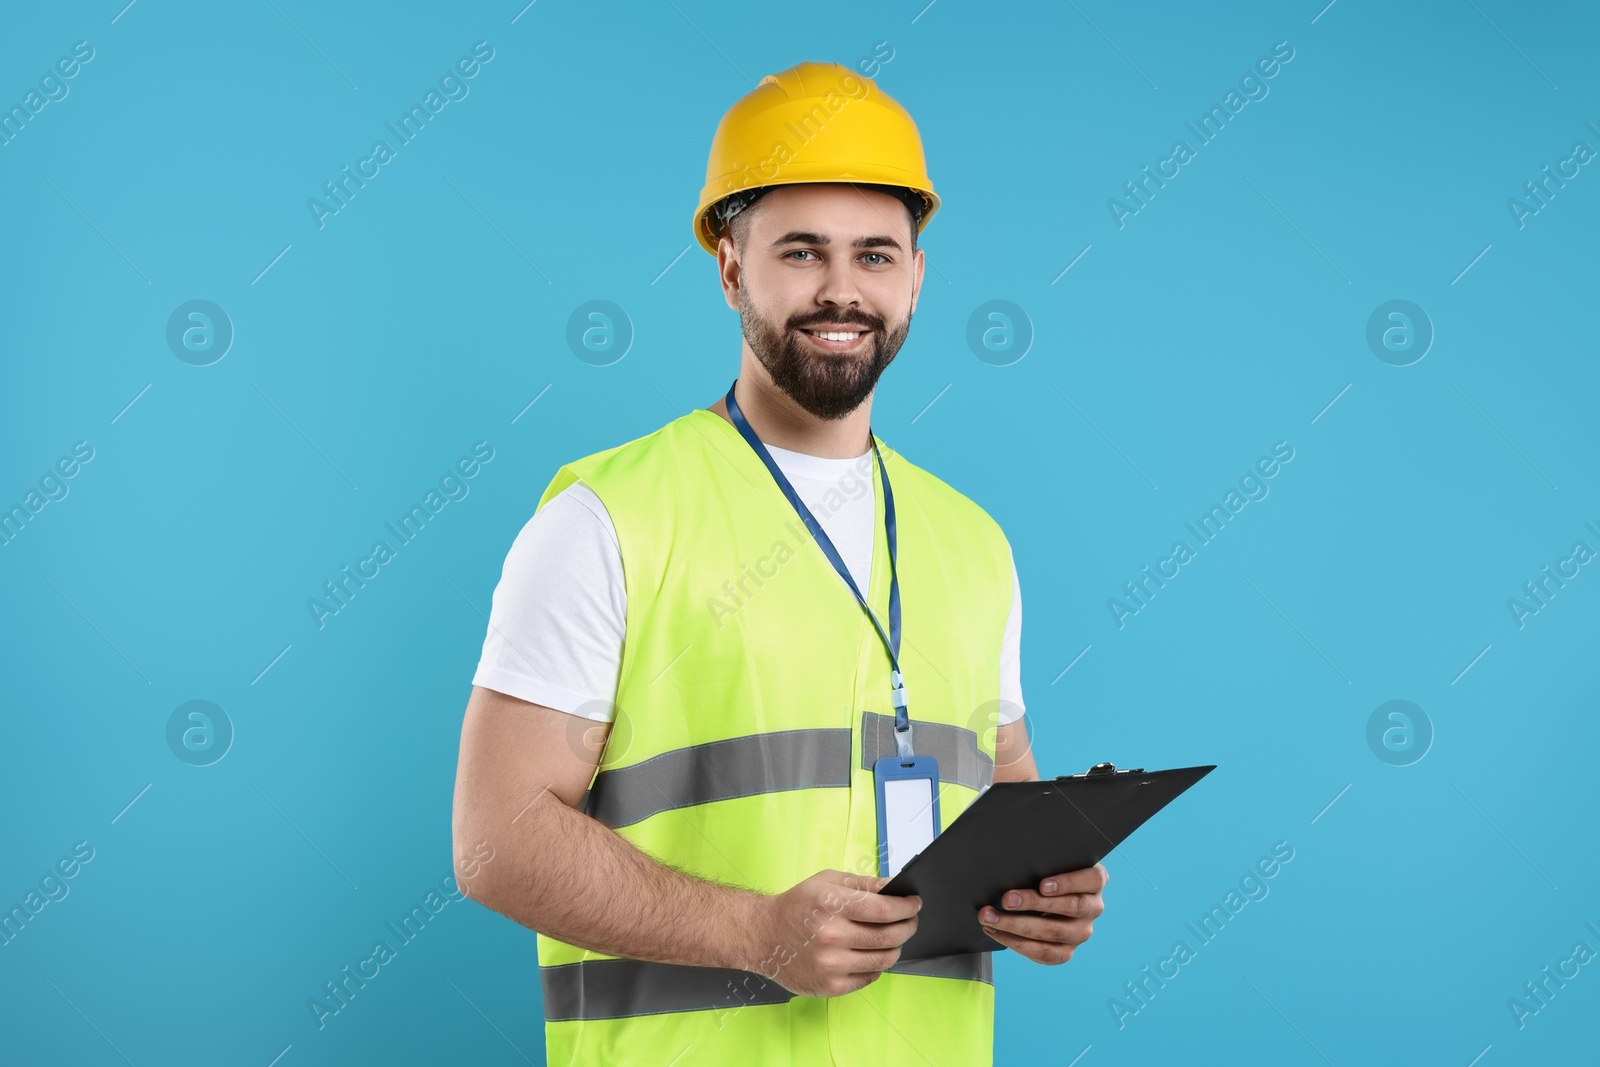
[873,755,941,878]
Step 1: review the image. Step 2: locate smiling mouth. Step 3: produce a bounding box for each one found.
[798,327,871,351]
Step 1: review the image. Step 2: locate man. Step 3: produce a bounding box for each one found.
[452,61,1107,1065]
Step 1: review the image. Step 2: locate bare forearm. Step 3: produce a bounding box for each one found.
[461,792,767,972]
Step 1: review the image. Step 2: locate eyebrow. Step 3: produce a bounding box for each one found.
[770,230,905,252]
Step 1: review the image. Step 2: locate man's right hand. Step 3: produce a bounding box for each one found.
[751,869,921,998]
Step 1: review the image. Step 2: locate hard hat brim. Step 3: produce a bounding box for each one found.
[694,177,939,256]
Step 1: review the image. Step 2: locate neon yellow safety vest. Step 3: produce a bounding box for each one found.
[533,406,1015,1066]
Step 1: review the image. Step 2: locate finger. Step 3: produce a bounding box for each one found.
[979,906,1092,945]
[816,869,885,894]
[806,968,886,999]
[814,870,902,917]
[1038,864,1109,897]
[842,888,920,923]
[844,971,884,993]
[844,946,903,974]
[997,886,1104,918]
[980,923,1079,965]
[844,914,917,951]
[814,869,889,897]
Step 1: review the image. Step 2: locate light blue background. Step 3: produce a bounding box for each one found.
[2,0,1596,1063]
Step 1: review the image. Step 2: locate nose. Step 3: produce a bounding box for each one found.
[815,253,863,312]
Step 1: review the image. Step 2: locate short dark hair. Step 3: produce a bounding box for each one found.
[723,183,922,257]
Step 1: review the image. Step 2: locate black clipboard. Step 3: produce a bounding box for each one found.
[881,762,1215,961]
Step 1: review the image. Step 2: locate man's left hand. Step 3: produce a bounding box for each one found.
[978,863,1107,965]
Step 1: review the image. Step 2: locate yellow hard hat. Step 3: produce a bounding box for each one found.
[692,61,940,256]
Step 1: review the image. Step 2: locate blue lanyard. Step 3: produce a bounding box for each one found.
[723,380,915,758]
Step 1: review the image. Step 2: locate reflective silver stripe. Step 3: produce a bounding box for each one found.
[541,959,793,1021]
[541,954,992,1022]
[581,728,852,829]
[860,712,993,792]
[889,951,993,984]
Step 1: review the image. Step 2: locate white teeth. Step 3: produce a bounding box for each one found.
[807,330,861,341]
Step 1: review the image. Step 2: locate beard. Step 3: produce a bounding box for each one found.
[738,282,911,421]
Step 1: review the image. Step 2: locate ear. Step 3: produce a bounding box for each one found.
[909,247,925,316]
[718,233,744,312]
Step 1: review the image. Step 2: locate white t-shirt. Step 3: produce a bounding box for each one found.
[471,442,1024,725]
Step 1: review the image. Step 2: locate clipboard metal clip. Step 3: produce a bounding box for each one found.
[1062,762,1146,779]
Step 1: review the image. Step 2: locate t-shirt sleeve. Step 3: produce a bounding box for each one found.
[996,542,1025,725]
[470,480,625,723]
